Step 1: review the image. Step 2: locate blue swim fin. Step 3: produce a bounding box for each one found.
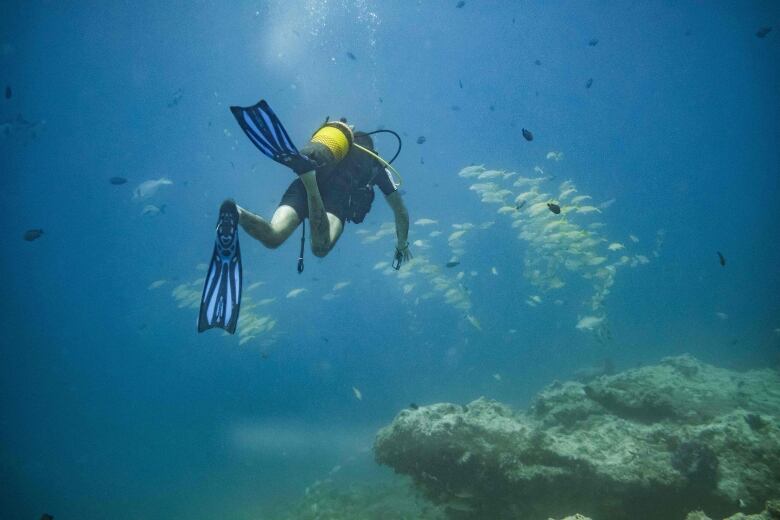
[230,99,319,174]
[198,200,242,334]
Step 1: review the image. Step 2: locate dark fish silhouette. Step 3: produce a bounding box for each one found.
[40,515,54,520]
[534,59,541,66]
[409,403,419,410]
[167,88,183,108]
[416,136,426,144]
[109,176,127,185]
[586,78,593,89]
[516,200,526,210]
[24,229,44,241]
[547,203,561,214]
[4,86,10,99]
[756,27,772,38]
[346,51,357,60]
[521,128,533,141]
[717,251,726,266]
[489,104,495,111]
[445,261,460,268]
[588,38,599,46]
[459,79,463,89]
[456,0,465,7]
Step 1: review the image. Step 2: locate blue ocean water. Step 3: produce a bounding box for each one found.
[1,1,778,518]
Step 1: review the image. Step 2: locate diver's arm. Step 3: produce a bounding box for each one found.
[385,190,411,268]
[385,190,409,248]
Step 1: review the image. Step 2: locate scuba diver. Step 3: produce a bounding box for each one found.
[198,99,411,334]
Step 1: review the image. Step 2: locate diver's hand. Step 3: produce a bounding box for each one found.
[282,153,320,175]
[392,241,412,270]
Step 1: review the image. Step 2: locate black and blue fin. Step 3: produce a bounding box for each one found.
[230,99,318,173]
[198,200,242,334]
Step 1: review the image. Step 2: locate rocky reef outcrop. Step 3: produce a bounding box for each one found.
[374,355,780,519]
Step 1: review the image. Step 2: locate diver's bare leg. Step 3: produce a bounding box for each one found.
[237,204,300,249]
[298,171,344,257]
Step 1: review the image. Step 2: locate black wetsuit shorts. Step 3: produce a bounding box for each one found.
[280,176,351,223]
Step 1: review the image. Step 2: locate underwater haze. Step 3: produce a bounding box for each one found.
[1,1,779,519]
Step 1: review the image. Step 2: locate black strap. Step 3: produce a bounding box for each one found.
[297,220,305,273]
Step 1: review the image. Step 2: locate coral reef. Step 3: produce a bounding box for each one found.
[687,498,780,519]
[374,355,780,519]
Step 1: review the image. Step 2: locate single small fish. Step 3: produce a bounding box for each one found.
[142,204,165,216]
[455,0,465,7]
[459,79,463,89]
[493,373,502,381]
[346,51,357,60]
[534,59,541,66]
[409,403,419,410]
[516,200,526,210]
[451,105,461,111]
[414,218,438,225]
[133,177,173,200]
[4,86,11,99]
[167,88,183,108]
[547,202,561,214]
[286,288,307,298]
[588,38,599,46]
[148,279,167,290]
[466,314,482,330]
[448,230,467,241]
[716,312,728,320]
[489,104,495,111]
[717,251,726,266]
[416,135,426,144]
[23,229,43,241]
[756,27,772,38]
[352,386,363,400]
[445,261,460,268]
[576,315,605,330]
[333,281,351,290]
[586,78,593,89]
[521,128,533,141]
[109,176,127,185]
